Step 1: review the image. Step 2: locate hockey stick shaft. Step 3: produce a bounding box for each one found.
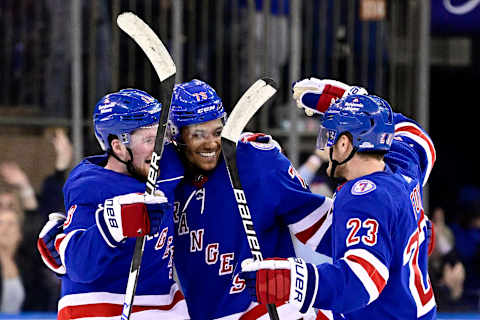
[116,12,176,320]
[221,78,279,320]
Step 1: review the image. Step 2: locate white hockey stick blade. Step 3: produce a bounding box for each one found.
[117,12,176,81]
[221,78,277,143]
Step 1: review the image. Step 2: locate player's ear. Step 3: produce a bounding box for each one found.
[337,134,352,154]
[111,138,127,157]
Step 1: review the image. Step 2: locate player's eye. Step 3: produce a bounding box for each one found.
[214,128,222,137]
[190,132,204,140]
[143,137,155,144]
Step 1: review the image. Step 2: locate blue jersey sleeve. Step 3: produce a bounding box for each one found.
[386,113,436,186]
[239,142,333,255]
[59,156,176,284]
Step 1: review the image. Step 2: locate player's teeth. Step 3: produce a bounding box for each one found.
[200,152,215,157]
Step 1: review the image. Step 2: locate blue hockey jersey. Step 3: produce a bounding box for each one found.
[173,141,332,320]
[312,114,437,320]
[57,143,189,319]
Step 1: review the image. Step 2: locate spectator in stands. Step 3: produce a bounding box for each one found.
[0,128,72,311]
[450,198,480,311]
[37,128,72,218]
[427,207,464,311]
[431,250,469,312]
[0,162,38,212]
[0,185,22,214]
[430,207,455,261]
[0,207,25,313]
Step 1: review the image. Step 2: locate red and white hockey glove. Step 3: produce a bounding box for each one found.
[292,77,368,117]
[239,132,282,152]
[96,191,170,248]
[240,257,319,314]
[37,212,66,275]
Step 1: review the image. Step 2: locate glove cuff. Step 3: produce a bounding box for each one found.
[95,203,125,248]
[288,257,318,314]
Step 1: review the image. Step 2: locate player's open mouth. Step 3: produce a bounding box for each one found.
[198,152,216,159]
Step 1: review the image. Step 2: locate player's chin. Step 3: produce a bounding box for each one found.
[137,163,151,179]
[195,154,220,171]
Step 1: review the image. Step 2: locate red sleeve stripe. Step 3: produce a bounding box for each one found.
[395,122,436,185]
[290,198,333,248]
[295,213,328,244]
[316,309,334,320]
[343,249,389,304]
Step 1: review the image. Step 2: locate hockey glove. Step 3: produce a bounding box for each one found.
[240,257,318,314]
[239,132,282,152]
[96,191,170,248]
[292,77,368,117]
[37,212,66,275]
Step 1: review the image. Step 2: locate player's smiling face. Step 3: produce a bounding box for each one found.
[182,119,223,172]
[129,125,158,179]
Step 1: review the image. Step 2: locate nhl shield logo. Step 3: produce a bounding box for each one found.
[351,179,376,195]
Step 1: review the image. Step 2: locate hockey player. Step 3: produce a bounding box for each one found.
[37,80,335,319]
[37,89,189,319]
[240,80,437,319]
[167,79,333,319]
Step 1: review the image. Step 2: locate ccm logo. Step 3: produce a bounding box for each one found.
[197,105,216,114]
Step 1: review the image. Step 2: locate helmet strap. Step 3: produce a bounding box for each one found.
[329,145,357,179]
[108,148,146,182]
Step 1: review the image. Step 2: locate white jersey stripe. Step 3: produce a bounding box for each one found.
[343,249,390,304]
[289,197,333,250]
[58,283,182,308]
[58,229,85,268]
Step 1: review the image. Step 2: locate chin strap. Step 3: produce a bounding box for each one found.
[329,146,357,179]
[108,148,146,182]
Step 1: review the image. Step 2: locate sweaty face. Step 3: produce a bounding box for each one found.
[128,125,158,179]
[181,119,223,172]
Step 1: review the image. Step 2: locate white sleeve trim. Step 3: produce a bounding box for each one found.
[289,197,333,249]
[342,248,389,304]
[394,122,436,186]
[58,229,85,270]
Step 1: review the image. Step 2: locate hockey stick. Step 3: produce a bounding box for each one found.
[220,78,279,320]
[116,12,176,320]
